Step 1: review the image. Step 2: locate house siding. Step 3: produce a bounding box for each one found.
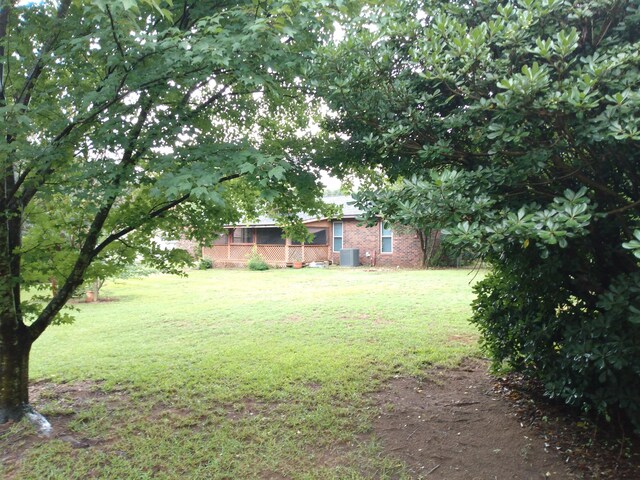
[331,219,423,268]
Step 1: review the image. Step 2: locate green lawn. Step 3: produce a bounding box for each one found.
[3,268,483,479]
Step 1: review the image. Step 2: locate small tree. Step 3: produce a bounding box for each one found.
[352,172,473,268]
[0,0,335,426]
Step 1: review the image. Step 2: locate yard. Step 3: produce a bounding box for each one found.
[2,268,634,479]
[1,268,482,479]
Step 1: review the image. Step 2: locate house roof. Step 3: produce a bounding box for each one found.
[228,195,363,228]
[325,195,363,218]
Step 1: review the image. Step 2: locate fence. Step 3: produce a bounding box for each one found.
[202,244,330,267]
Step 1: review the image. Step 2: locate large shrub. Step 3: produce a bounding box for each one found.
[316,0,640,427]
[473,251,640,428]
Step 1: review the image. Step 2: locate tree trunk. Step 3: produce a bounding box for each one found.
[0,322,31,423]
[426,230,441,268]
[93,278,102,302]
[418,229,429,269]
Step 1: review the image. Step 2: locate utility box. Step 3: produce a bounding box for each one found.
[340,248,360,267]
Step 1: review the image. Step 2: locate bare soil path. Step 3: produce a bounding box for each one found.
[370,358,639,479]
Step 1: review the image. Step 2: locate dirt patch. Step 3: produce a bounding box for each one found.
[29,379,129,415]
[495,372,640,479]
[67,297,119,304]
[0,380,123,479]
[370,358,639,479]
[282,314,303,323]
[260,471,290,480]
[225,398,280,422]
[446,334,478,345]
[371,358,569,479]
[339,313,392,327]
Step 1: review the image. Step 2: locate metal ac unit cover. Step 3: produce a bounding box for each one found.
[340,248,360,267]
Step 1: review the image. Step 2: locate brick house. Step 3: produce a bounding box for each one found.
[201,196,424,268]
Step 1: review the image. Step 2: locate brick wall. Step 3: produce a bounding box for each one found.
[331,219,424,268]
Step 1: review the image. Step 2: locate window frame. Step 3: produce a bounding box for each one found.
[381,222,393,254]
[332,221,343,252]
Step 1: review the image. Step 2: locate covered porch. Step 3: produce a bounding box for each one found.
[201,222,332,267]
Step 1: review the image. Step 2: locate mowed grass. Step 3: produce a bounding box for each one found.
[3,268,483,479]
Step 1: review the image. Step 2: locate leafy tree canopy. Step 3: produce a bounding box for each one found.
[314,0,640,428]
[0,0,343,423]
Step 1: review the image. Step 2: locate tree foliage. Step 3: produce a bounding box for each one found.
[0,0,338,422]
[351,173,469,267]
[316,0,640,428]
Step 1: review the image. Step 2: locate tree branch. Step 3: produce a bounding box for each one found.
[106,5,126,59]
[93,173,242,256]
[28,96,154,342]
[0,2,14,105]
[4,34,231,211]
[177,0,191,30]
[604,198,640,217]
[15,0,72,107]
[191,87,229,116]
[0,2,20,319]
[6,90,125,210]
[93,193,191,257]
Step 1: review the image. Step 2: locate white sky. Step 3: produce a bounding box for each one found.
[321,171,342,191]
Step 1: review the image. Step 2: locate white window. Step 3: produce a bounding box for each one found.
[333,222,343,252]
[381,222,393,253]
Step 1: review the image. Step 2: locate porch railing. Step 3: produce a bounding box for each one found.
[202,244,330,266]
